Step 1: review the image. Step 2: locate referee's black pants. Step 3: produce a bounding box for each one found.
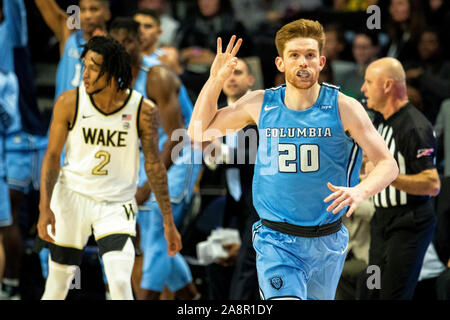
[358,200,436,300]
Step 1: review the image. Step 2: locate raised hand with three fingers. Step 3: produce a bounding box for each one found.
[210,35,243,83]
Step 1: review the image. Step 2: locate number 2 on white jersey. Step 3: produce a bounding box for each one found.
[92,150,111,175]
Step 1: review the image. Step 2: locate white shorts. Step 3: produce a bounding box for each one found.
[45,181,137,264]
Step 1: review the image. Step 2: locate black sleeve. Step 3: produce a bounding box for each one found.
[403,126,437,173]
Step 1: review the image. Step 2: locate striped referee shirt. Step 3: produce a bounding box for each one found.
[372,103,437,208]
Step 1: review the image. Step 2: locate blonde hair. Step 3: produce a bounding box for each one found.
[275,19,326,56]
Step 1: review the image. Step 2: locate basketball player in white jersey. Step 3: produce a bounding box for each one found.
[37,36,181,300]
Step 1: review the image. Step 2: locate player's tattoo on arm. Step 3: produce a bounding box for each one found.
[139,103,173,220]
[146,66,184,171]
[44,168,59,202]
[40,153,61,210]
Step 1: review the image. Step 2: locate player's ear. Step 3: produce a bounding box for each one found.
[247,74,255,88]
[275,56,285,73]
[319,55,326,71]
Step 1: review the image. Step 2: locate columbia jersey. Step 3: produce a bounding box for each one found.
[60,86,143,202]
[135,55,193,132]
[134,55,196,202]
[253,84,362,226]
[134,54,194,137]
[55,30,85,100]
[134,55,193,150]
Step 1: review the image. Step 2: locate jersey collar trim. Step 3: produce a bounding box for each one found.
[88,89,133,117]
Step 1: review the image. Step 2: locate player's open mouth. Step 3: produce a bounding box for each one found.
[297,71,310,78]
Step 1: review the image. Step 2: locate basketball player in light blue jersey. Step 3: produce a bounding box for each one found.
[188,19,399,300]
[110,18,201,300]
[0,67,19,296]
[1,0,48,299]
[0,66,17,297]
[35,0,110,99]
[0,71,19,220]
[133,9,165,61]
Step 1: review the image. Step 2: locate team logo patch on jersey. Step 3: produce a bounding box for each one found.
[122,114,132,121]
[417,148,434,158]
[270,276,283,290]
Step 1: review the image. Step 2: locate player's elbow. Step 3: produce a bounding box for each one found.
[430,185,440,197]
[392,159,399,180]
[429,178,441,197]
[386,157,399,182]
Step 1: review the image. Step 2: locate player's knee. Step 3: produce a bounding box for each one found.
[41,261,77,300]
[109,276,129,292]
[107,269,134,300]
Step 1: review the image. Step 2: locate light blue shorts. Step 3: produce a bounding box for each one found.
[0,179,12,227]
[5,133,46,193]
[252,220,349,300]
[137,200,192,292]
[136,156,201,292]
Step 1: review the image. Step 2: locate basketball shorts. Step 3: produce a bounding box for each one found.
[5,133,46,193]
[136,153,201,291]
[137,200,192,292]
[0,178,12,227]
[41,181,137,266]
[252,220,349,300]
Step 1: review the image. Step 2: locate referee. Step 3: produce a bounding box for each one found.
[359,57,440,299]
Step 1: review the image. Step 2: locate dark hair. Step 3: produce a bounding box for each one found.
[134,8,161,25]
[324,23,346,44]
[354,30,379,47]
[80,0,110,9]
[388,0,425,42]
[197,0,232,18]
[109,17,140,37]
[419,26,441,43]
[81,36,132,91]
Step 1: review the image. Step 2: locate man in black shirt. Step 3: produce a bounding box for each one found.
[359,57,441,299]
